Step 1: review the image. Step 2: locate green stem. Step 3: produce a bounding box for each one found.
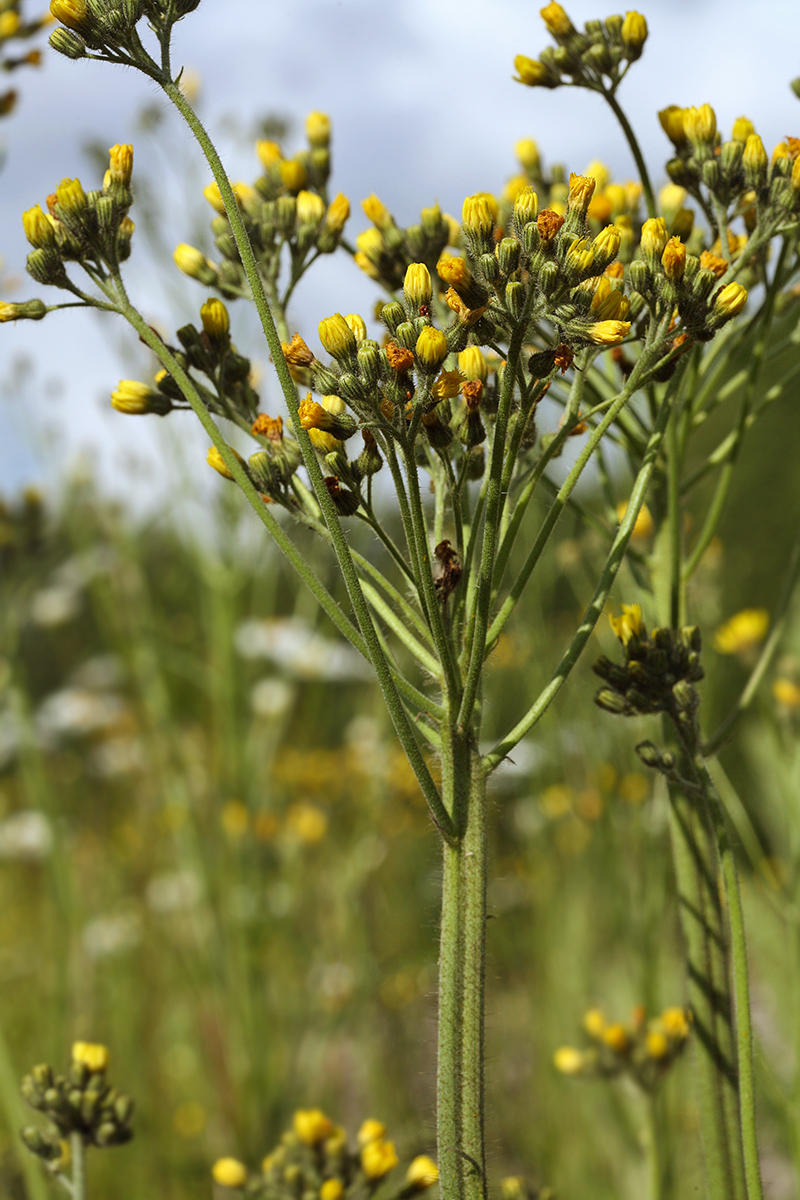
[437,733,487,1200]
[644,1092,663,1200]
[602,88,657,219]
[484,380,672,769]
[70,1134,86,1200]
[679,739,764,1200]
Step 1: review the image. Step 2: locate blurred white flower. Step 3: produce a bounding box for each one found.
[146,869,203,914]
[36,688,126,742]
[250,676,294,718]
[89,736,144,778]
[70,655,124,691]
[0,811,53,860]
[235,617,371,681]
[82,910,142,959]
[30,585,82,628]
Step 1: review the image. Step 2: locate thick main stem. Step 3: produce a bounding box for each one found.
[437,733,487,1200]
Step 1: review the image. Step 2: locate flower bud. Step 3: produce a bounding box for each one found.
[207,444,246,480]
[567,172,596,219]
[173,243,217,284]
[462,193,497,239]
[49,25,86,56]
[319,313,357,363]
[684,104,716,148]
[732,116,755,144]
[743,134,768,188]
[640,216,668,262]
[296,189,325,228]
[458,346,488,383]
[362,193,393,230]
[305,110,331,148]
[621,10,647,54]
[514,55,554,87]
[587,320,631,346]
[711,281,747,321]
[415,327,448,370]
[661,236,686,282]
[71,1043,109,1073]
[22,205,56,248]
[540,2,575,38]
[50,0,88,30]
[658,106,687,147]
[404,262,433,307]
[200,297,230,340]
[0,299,47,323]
[513,186,539,226]
[111,379,172,415]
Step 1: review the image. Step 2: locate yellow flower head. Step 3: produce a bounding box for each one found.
[296,190,326,227]
[732,116,756,144]
[712,282,747,319]
[358,1119,388,1147]
[415,327,448,369]
[404,262,433,307]
[567,172,596,218]
[683,104,717,147]
[514,186,539,224]
[318,312,357,361]
[50,0,88,30]
[515,138,540,171]
[592,223,622,263]
[658,106,687,146]
[553,1046,584,1074]
[361,1139,398,1180]
[540,2,575,38]
[514,55,548,87]
[587,320,630,346]
[431,368,463,400]
[601,1023,629,1053]
[0,11,20,37]
[583,1008,606,1038]
[345,313,367,344]
[713,608,768,654]
[362,193,393,230]
[458,346,488,383]
[256,139,282,169]
[773,678,800,708]
[71,1042,110,1073]
[294,1109,335,1146]
[22,204,55,248]
[55,176,87,216]
[320,1181,344,1200]
[200,297,230,339]
[173,243,211,278]
[661,236,686,282]
[743,134,768,176]
[660,1006,691,1040]
[305,110,331,148]
[646,1031,669,1059]
[616,501,653,539]
[111,380,154,415]
[462,193,498,237]
[621,11,648,52]
[211,1158,248,1189]
[107,143,133,186]
[324,192,350,234]
[207,444,245,481]
[405,1157,439,1190]
[280,160,307,192]
[640,216,669,260]
[609,603,643,645]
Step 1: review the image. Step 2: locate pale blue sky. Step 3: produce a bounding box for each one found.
[1,0,798,501]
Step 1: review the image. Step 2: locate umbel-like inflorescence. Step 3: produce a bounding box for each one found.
[554,1003,691,1092]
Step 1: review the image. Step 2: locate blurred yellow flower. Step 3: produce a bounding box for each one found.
[211,1158,248,1188]
[713,608,769,655]
[361,1139,398,1180]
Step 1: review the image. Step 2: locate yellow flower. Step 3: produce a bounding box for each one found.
[256,139,282,169]
[732,116,756,143]
[661,236,686,282]
[683,104,717,146]
[362,193,393,230]
[211,1158,248,1189]
[200,297,230,339]
[601,1023,629,1053]
[640,216,668,259]
[107,143,133,186]
[583,1008,605,1038]
[712,282,747,319]
[431,369,463,400]
[320,1181,344,1200]
[539,2,575,38]
[513,186,539,224]
[173,243,214,280]
[296,190,326,226]
[415,327,448,369]
[621,11,648,52]
[361,1139,398,1180]
[110,380,155,415]
[280,160,307,191]
[357,1119,387,1146]
[609,603,643,645]
[587,320,630,346]
[458,347,488,383]
[55,176,87,216]
[773,678,800,708]
[616,501,654,539]
[515,138,540,171]
[318,313,357,361]
[345,313,367,344]
[743,134,768,178]
[294,1109,335,1146]
[305,110,331,148]
[207,444,245,481]
[22,205,55,248]
[221,800,249,839]
[50,0,88,30]
[592,223,622,263]
[514,55,547,87]
[462,193,497,237]
[658,106,687,146]
[660,1007,691,1040]
[646,1031,669,1059]
[567,172,596,218]
[405,1157,439,1190]
[553,1046,584,1074]
[72,1042,109,1073]
[404,263,433,307]
[323,193,350,235]
[713,608,768,654]
[0,11,20,37]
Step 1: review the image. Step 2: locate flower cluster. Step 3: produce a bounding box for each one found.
[174,113,350,300]
[48,0,200,60]
[593,604,704,721]
[17,143,135,299]
[211,1110,438,1198]
[21,1042,134,1170]
[554,1004,691,1091]
[514,6,648,92]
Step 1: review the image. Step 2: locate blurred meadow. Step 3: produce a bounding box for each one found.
[2,3,800,1199]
